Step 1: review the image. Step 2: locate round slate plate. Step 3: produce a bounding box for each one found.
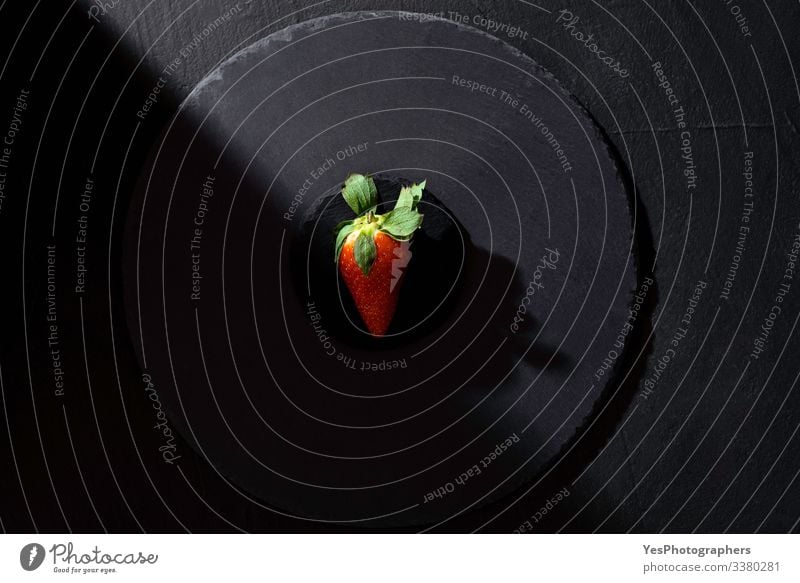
[123,11,638,526]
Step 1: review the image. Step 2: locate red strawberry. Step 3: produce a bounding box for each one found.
[334,174,425,336]
[338,230,408,336]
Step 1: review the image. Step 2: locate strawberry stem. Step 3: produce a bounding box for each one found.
[334,174,426,265]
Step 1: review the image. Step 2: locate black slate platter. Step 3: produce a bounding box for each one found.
[123,11,639,526]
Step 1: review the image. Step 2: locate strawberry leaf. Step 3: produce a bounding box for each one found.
[395,180,426,210]
[380,207,423,239]
[354,230,377,275]
[342,173,377,216]
[334,222,356,264]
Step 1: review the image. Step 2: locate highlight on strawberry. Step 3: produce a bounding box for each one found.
[333,173,425,336]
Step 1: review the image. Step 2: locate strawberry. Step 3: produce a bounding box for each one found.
[334,174,425,336]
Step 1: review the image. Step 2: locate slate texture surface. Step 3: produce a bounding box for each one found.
[0,0,798,532]
[122,12,637,525]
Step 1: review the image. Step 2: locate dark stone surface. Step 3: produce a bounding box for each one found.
[0,0,798,532]
[122,12,636,525]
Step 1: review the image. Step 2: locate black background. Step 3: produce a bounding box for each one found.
[0,0,798,533]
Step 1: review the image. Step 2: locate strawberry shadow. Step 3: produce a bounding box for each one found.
[453,244,573,384]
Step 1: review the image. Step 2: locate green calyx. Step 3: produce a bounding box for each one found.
[341,172,378,215]
[333,173,425,275]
